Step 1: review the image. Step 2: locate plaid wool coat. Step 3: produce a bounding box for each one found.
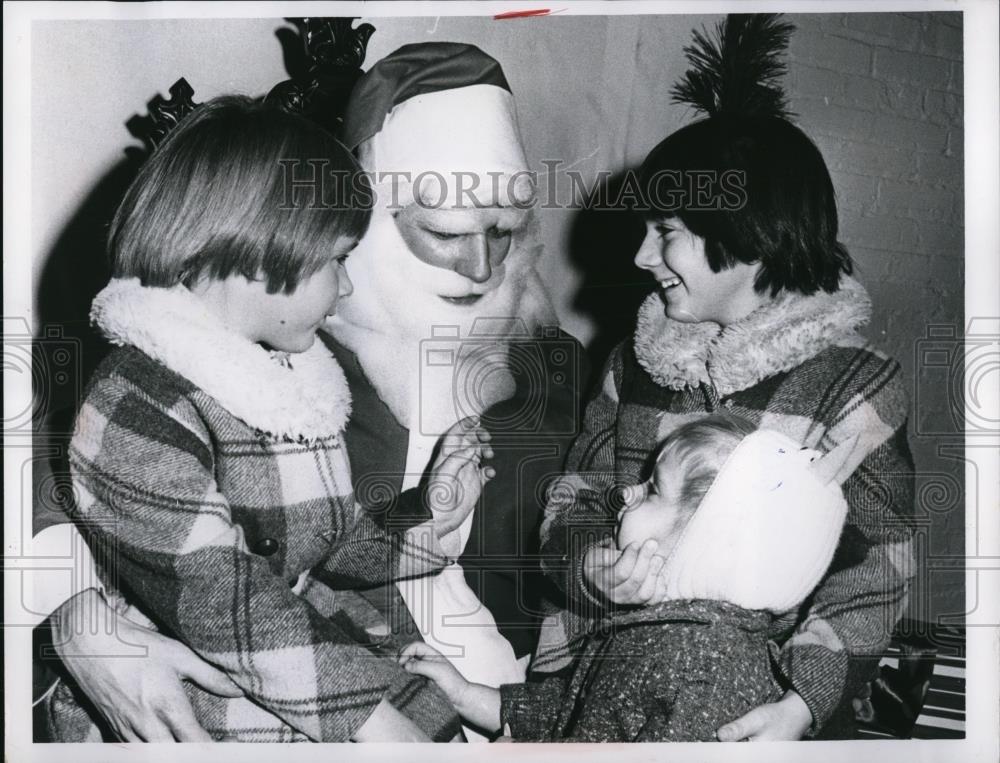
[48,279,461,743]
[538,276,916,737]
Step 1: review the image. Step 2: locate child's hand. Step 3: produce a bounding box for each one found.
[583,540,669,605]
[398,642,469,703]
[426,417,495,538]
[399,642,503,735]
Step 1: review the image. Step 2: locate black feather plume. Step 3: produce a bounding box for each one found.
[671,14,796,119]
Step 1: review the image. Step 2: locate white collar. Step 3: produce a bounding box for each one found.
[633,276,872,395]
[91,278,351,441]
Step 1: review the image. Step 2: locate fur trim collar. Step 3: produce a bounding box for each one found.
[634,276,872,395]
[91,278,351,441]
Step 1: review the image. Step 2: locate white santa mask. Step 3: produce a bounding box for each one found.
[329,63,554,430]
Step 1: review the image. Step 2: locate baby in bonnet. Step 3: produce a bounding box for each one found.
[399,414,862,742]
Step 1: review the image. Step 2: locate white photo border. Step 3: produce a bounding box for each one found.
[4,2,997,762]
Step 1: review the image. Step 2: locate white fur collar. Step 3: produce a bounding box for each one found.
[634,276,872,395]
[91,278,351,441]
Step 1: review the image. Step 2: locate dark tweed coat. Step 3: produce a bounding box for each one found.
[502,599,782,741]
[538,277,916,737]
[46,280,461,743]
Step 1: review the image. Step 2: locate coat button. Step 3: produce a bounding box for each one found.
[253,537,279,556]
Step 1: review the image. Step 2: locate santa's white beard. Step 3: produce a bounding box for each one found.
[328,204,553,444]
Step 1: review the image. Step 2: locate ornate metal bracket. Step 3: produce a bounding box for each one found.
[265,17,376,136]
[126,78,200,154]
[125,17,373,156]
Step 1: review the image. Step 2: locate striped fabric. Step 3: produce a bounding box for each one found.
[910,655,966,738]
[855,621,965,740]
[538,277,917,737]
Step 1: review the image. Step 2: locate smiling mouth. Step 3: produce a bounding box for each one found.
[660,277,682,290]
[439,294,485,306]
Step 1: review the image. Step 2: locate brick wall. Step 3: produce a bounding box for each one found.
[786,12,965,623]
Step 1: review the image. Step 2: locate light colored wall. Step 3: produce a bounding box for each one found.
[29,12,964,620]
[784,12,965,625]
[31,19,289,290]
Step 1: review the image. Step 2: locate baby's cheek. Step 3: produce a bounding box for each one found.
[617,509,657,549]
[655,524,683,556]
[656,511,693,560]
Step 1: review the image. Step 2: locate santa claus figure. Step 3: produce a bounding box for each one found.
[320,42,583,703]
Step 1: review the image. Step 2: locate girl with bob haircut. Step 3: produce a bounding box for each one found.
[539,15,915,742]
[110,95,372,297]
[45,95,488,743]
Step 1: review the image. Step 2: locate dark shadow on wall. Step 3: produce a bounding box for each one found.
[31,147,145,741]
[35,151,145,414]
[31,149,145,536]
[566,170,653,389]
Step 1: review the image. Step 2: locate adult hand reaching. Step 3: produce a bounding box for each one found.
[582,539,669,605]
[716,690,812,741]
[51,588,243,742]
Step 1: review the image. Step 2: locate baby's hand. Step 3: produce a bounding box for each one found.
[426,417,495,538]
[398,642,469,704]
[583,540,669,605]
[399,642,503,734]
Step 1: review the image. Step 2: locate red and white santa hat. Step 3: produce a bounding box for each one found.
[342,42,535,209]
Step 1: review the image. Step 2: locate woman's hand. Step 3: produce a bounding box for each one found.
[426,416,494,538]
[51,588,243,742]
[582,540,669,605]
[716,690,813,741]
